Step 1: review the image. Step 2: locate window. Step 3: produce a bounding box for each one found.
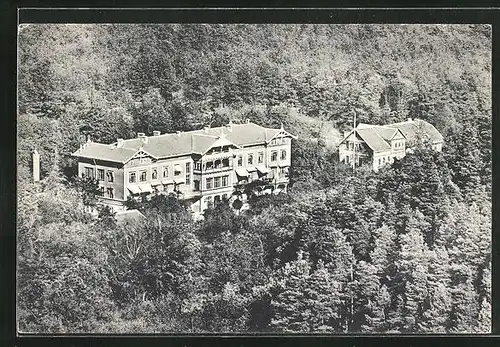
[271,151,278,162]
[140,171,147,182]
[378,158,381,166]
[222,194,228,200]
[107,187,114,199]
[99,186,105,196]
[214,195,221,204]
[206,177,213,189]
[174,165,181,176]
[280,167,288,175]
[248,154,253,165]
[214,177,221,188]
[383,157,386,163]
[345,156,349,164]
[237,155,243,166]
[152,168,158,180]
[186,162,191,173]
[163,167,169,178]
[222,158,229,167]
[106,170,114,182]
[84,167,95,178]
[206,161,214,170]
[140,157,148,164]
[280,150,287,161]
[195,162,201,171]
[186,174,191,185]
[222,175,228,187]
[129,172,136,183]
[194,180,200,191]
[206,196,213,208]
[215,159,222,168]
[97,169,104,181]
[258,152,264,164]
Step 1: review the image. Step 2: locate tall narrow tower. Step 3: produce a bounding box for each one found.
[33,148,40,182]
[352,110,357,171]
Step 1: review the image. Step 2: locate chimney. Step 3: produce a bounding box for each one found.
[407,117,412,122]
[226,120,233,132]
[245,118,250,124]
[153,130,161,136]
[204,126,210,133]
[137,132,148,144]
[117,138,124,148]
[176,131,182,137]
[33,148,40,182]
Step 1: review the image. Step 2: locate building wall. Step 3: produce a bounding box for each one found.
[372,151,395,172]
[77,158,125,201]
[123,154,193,200]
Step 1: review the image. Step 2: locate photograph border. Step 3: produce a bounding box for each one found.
[3,4,499,347]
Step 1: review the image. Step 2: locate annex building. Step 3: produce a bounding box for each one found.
[338,118,444,171]
[72,121,296,214]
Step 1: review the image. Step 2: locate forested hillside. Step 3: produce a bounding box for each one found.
[17,24,491,333]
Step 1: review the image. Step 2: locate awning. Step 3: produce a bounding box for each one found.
[278,163,289,168]
[138,183,153,193]
[127,185,141,195]
[246,166,257,172]
[235,168,249,177]
[151,181,162,186]
[174,164,182,173]
[174,178,185,185]
[161,179,174,185]
[256,166,270,175]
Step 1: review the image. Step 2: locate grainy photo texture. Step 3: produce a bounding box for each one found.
[17,23,492,334]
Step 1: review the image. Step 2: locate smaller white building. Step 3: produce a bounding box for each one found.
[338,118,444,172]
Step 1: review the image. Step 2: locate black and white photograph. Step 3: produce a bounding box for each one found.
[16,18,492,334]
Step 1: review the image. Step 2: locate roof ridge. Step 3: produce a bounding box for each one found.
[191,132,218,139]
[373,129,390,146]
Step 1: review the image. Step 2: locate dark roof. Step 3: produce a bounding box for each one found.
[72,122,295,163]
[340,119,443,153]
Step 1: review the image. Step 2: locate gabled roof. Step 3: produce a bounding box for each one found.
[388,119,444,144]
[356,128,392,152]
[339,118,443,153]
[72,122,296,163]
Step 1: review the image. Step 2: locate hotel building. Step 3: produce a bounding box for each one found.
[72,121,297,214]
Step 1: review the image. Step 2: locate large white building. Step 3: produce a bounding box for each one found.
[72,120,297,214]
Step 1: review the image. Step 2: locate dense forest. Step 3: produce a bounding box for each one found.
[17,24,491,333]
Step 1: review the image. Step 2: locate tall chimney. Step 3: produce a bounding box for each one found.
[407,117,412,122]
[137,132,145,138]
[153,130,161,136]
[226,120,233,132]
[33,148,40,182]
[246,118,250,124]
[117,138,124,148]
